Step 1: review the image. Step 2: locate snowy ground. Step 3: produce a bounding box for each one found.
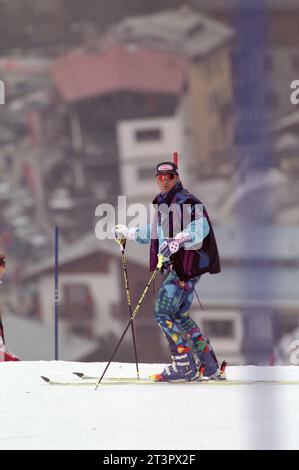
[1,361,299,450]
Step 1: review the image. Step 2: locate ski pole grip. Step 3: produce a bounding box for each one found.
[157,254,165,269]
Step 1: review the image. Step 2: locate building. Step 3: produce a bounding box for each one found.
[50,6,235,213]
[111,6,234,179]
[194,0,299,120]
[51,40,188,205]
[117,113,189,206]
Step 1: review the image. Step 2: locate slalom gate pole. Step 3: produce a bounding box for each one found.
[117,238,140,379]
[173,151,179,168]
[54,226,59,361]
[0,255,6,361]
[95,254,165,390]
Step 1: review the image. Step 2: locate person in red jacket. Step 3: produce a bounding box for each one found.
[0,254,20,361]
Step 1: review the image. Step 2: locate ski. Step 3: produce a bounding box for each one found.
[41,376,299,387]
[72,372,142,380]
[73,372,99,379]
[72,360,228,382]
[41,376,100,386]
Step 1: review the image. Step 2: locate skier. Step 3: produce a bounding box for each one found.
[112,161,223,382]
[0,254,19,361]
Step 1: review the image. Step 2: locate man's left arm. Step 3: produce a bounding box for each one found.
[182,216,210,249]
[160,204,210,257]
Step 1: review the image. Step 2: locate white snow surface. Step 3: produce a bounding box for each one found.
[1,362,299,450]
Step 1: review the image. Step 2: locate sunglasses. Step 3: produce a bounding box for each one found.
[156,173,176,181]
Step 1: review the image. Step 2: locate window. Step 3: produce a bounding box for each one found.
[135,128,162,142]
[202,320,234,338]
[246,314,273,342]
[64,284,90,305]
[62,284,94,320]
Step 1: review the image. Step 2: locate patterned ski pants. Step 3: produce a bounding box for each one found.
[154,270,212,356]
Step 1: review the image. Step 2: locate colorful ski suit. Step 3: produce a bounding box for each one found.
[135,181,219,366]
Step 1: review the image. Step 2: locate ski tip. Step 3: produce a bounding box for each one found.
[73,372,84,378]
[149,374,163,382]
[41,376,50,383]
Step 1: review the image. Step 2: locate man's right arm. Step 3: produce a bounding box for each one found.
[112,224,151,244]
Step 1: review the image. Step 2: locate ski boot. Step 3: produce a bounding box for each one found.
[198,360,227,381]
[150,346,198,383]
[190,334,225,380]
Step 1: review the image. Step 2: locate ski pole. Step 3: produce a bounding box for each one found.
[194,287,205,311]
[95,254,165,390]
[116,237,140,379]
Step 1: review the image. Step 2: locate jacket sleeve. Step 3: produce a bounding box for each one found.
[179,201,210,249]
[183,217,210,249]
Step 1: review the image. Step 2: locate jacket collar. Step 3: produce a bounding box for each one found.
[152,181,183,206]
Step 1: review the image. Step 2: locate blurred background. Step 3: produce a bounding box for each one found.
[0,0,299,365]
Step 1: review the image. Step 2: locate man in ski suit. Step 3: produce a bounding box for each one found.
[113,162,222,382]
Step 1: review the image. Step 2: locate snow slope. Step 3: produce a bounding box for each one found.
[1,362,299,450]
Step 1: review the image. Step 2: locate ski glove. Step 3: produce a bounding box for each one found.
[160,231,193,258]
[112,224,138,242]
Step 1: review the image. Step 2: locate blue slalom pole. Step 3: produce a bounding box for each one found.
[54,227,59,360]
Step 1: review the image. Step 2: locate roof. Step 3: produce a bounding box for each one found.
[24,232,147,278]
[52,41,187,103]
[0,56,51,76]
[110,7,233,59]
[192,0,299,10]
